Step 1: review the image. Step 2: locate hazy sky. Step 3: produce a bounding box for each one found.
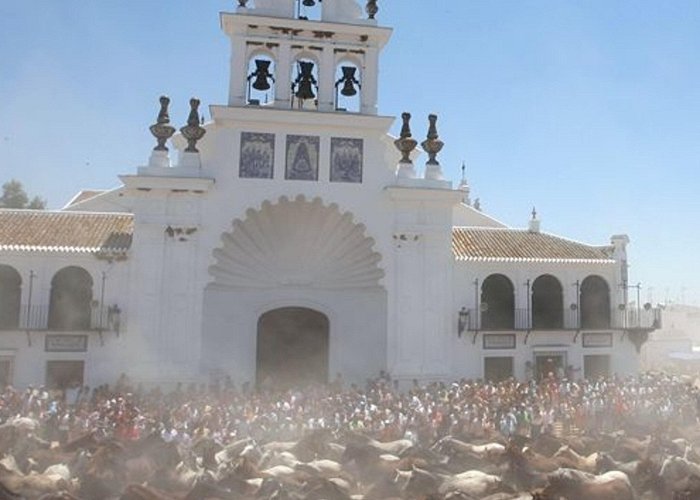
[0,1,699,305]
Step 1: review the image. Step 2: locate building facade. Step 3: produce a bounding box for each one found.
[641,304,700,373]
[0,0,660,390]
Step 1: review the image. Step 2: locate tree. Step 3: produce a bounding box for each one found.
[0,180,46,209]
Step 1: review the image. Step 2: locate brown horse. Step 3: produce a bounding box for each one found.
[504,444,548,491]
[434,436,506,463]
[0,480,23,500]
[291,428,336,463]
[519,447,560,473]
[299,476,353,500]
[0,425,19,455]
[61,432,100,453]
[119,484,176,500]
[37,494,83,500]
[611,434,654,462]
[343,431,414,456]
[540,468,635,500]
[552,446,599,473]
[398,466,513,499]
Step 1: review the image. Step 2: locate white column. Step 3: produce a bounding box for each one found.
[275,42,292,109]
[228,36,248,106]
[361,47,379,115]
[318,47,336,112]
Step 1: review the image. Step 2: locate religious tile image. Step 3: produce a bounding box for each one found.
[239,132,275,179]
[285,135,320,181]
[330,138,363,183]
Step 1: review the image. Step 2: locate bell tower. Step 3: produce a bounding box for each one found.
[221,0,390,115]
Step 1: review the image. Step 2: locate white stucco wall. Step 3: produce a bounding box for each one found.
[0,251,130,387]
[201,286,387,385]
[0,5,647,389]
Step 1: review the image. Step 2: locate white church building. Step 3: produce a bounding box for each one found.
[0,0,660,390]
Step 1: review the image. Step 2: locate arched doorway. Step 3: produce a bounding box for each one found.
[532,274,563,329]
[48,266,93,331]
[256,307,329,388]
[481,274,515,330]
[580,275,611,329]
[0,265,21,330]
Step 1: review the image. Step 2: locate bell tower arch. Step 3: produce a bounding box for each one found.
[222,0,391,114]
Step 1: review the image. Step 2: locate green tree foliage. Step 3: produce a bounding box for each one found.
[0,180,46,209]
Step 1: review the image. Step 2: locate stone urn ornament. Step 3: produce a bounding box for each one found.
[366,0,378,19]
[422,114,445,180]
[394,112,418,164]
[421,114,444,165]
[180,98,207,153]
[149,96,176,151]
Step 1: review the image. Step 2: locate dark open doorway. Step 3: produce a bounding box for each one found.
[256,307,329,388]
[46,360,84,390]
[484,357,514,382]
[584,354,611,379]
[0,357,13,388]
[535,353,565,380]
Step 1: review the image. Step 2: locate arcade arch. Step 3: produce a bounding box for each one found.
[481,274,515,330]
[532,274,564,329]
[580,275,611,329]
[0,265,21,330]
[256,307,329,387]
[48,266,93,331]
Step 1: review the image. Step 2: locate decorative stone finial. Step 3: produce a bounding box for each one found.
[394,112,418,164]
[421,114,444,165]
[422,114,446,182]
[459,161,471,205]
[180,98,206,153]
[399,112,411,138]
[474,198,481,211]
[149,96,176,152]
[366,0,378,19]
[529,207,541,233]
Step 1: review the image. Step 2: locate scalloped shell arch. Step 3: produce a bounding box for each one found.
[210,196,384,289]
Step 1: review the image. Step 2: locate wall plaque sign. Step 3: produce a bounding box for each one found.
[240,132,275,179]
[330,137,363,183]
[582,332,613,348]
[286,135,319,181]
[45,335,88,353]
[483,333,516,350]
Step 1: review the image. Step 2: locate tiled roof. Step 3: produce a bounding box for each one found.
[452,227,615,263]
[0,210,133,254]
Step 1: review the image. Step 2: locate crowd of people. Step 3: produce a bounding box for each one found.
[2,371,699,448]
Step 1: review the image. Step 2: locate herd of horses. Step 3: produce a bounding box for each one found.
[1,416,700,499]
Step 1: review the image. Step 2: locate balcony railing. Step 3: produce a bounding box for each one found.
[0,304,122,332]
[461,306,662,332]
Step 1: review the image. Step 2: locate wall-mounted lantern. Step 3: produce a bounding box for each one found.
[458,307,469,338]
[107,305,122,337]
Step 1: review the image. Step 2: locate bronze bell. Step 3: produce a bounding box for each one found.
[339,66,360,97]
[294,61,317,100]
[251,59,273,91]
